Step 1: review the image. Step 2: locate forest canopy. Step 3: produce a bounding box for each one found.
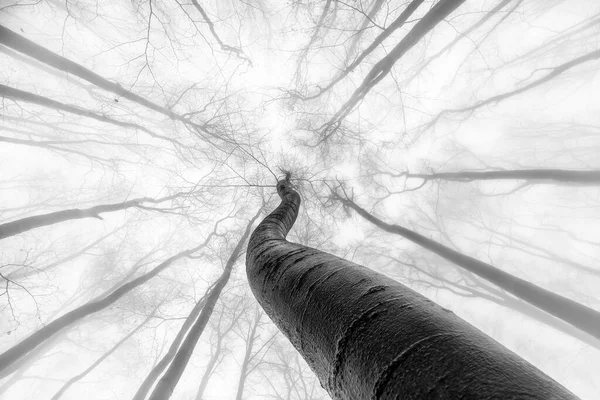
[1,0,600,399]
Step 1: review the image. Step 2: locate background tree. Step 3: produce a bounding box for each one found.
[1,0,599,398]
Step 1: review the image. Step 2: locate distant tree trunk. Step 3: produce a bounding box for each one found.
[0,25,222,140]
[0,24,175,118]
[50,306,158,400]
[194,303,240,400]
[0,84,186,148]
[246,178,578,399]
[147,211,261,400]
[0,199,146,240]
[344,0,386,65]
[336,194,600,342]
[0,241,209,375]
[132,287,213,400]
[402,169,600,185]
[234,308,260,400]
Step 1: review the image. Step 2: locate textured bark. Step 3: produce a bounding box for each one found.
[403,168,600,185]
[0,245,204,375]
[339,195,600,341]
[246,179,578,399]
[147,211,261,400]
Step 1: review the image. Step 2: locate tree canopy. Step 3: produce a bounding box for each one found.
[1,0,599,399]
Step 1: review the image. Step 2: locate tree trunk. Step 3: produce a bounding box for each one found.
[0,199,147,240]
[50,307,158,400]
[0,25,224,140]
[132,287,213,400]
[234,309,260,400]
[147,211,261,400]
[0,242,207,375]
[0,84,185,148]
[246,178,578,399]
[194,303,239,400]
[337,194,600,341]
[404,169,600,185]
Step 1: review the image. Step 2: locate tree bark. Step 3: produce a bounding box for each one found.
[337,194,600,342]
[147,211,261,400]
[246,178,578,399]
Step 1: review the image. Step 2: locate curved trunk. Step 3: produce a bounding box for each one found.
[339,196,600,341]
[246,179,578,399]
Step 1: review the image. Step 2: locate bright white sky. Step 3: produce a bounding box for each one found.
[1,0,600,399]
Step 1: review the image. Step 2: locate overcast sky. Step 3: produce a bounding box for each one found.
[1,0,600,399]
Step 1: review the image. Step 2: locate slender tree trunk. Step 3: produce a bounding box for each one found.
[193,336,222,400]
[336,194,600,342]
[0,25,174,118]
[0,242,207,374]
[50,307,158,400]
[147,211,261,400]
[0,84,186,148]
[322,0,466,138]
[132,287,213,400]
[194,304,239,400]
[246,178,578,399]
[404,0,514,84]
[234,310,260,400]
[404,169,600,185]
[7,224,124,280]
[344,0,386,65]
[0,199,147,240]
[0,25,225,141]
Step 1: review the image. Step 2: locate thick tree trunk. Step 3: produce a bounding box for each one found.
[246,178,578,399]
[147,211,260,400]
[405,169,600,185]
[338,195,600,341]
[0,243,206,375]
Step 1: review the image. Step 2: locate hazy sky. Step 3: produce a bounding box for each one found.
[1,0,600,399]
